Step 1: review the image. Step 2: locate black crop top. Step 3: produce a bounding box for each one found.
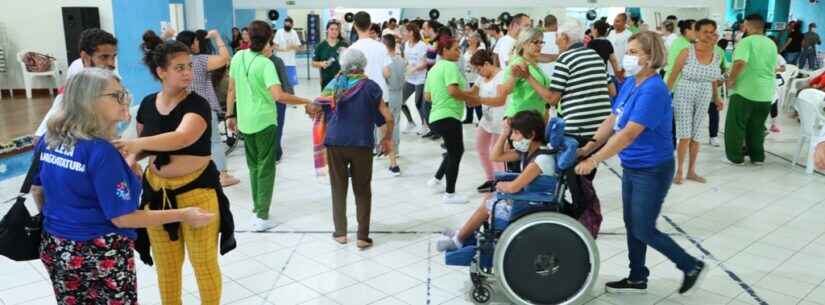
[136,91,212,168]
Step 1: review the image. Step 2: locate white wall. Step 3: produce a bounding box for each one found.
[185,0,205,30]
[0,0,113,90]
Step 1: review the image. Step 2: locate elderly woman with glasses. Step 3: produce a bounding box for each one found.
[315,48,394,249]
[31,68,214,305]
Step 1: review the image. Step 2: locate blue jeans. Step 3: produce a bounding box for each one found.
[622,160,697,282]
[783,51,801,66]
[799,48,820,70]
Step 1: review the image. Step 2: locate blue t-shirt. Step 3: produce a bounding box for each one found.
[612,75,675,169]
[323,79,386,148]
[32,138,141,241]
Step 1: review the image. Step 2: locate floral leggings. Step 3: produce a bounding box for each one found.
[40,232,138,305]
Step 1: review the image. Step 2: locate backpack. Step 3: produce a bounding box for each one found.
[22,52,55,72]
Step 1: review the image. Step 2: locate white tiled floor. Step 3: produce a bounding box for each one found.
[1,80,824,305]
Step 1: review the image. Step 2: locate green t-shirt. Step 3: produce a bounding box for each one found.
[503,56,550,117]
[628,26,640,34]
[229,50,282,134]
[424,60,467,123]
[312,40,349,87]
[664,36,691,91]
[731,35,778,102]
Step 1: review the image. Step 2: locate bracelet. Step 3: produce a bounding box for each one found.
[226,114,236,119]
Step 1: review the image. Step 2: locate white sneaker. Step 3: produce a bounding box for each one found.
[721,156,744,166]
[252,218,276,232]
[427,178,443,193]
[752,161,764,166]
[443,193,468,204]
[403,123,418,134]
[417,126,430,136]
[709,137,720,147]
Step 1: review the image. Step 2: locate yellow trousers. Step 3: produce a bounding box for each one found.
[145,167,222,305]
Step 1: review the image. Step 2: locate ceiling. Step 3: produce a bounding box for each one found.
[233,0,717,9]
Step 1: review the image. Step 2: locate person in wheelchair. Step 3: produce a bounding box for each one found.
[437,110,558,252]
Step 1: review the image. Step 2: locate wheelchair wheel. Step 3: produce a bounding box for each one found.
[469,282,493,304]
[494,212,599,305]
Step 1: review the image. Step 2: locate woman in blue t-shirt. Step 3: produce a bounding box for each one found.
[574,32,707,296]
[31,68,214,305]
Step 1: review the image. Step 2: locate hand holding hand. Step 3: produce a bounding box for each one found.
[207,30,220,39]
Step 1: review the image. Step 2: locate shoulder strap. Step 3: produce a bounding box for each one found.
[19,146,43,194]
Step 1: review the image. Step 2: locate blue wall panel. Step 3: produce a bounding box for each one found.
[235,9,256,28]
[204,0,234,42]
[112,0,169,104]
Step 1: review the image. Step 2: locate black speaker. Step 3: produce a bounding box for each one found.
[307,14,321,46]
[268,10,280,21]
[62,7,100,63]
[429,9,440,20]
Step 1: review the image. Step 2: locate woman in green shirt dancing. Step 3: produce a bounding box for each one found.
[425,36,479,204]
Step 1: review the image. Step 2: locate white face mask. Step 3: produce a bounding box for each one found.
[622,55,643,76]
[513,138,531,152]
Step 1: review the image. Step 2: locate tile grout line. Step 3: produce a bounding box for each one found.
[602,161,771,305]
[259,233,305,305]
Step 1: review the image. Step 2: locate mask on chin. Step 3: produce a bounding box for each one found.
[284,25,293,32]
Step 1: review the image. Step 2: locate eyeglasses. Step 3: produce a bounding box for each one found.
[531,40,545,45]
[99,90,132,106]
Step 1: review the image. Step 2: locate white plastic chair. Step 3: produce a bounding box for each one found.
[16,51,60,99]
[782,67,825,113]
[792,89,825,174]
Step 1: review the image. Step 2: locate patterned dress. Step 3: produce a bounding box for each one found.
[673,45,722,141]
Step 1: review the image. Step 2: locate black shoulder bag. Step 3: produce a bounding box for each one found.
[0,148,44,261]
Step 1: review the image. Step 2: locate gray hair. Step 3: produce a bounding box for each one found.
[513,27,544,57]
[558,20,584,44]
[46,68,119,149]
[339,48,367,73]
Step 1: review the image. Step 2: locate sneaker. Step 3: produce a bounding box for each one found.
[721,156,744,166]
[443,193,468,204]
[403,123,418,134]
[436,236,461,252]
[427,178,443,193]
[477,180,495,193]
[678,261,708,295]
[422,131,436,138]
[605,278,648,294]
[388,166,401,177]
[417,126,430,136]
[252,218,276,232]
[709,137,720,147]
[752,161,764,166]
[769,123,781,133]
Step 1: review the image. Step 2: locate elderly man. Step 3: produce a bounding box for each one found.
[516,20,613,143]
[512,20,610,235]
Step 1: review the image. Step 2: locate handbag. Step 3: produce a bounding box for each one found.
[0,148,43,261]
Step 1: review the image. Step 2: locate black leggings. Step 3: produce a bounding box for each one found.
[463,82,482,123]
[402,82,425,126]
[430,118,464,194]
[770,102,779,119]
[708,101,720,138]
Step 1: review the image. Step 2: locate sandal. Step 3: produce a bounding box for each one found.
[333,236,348,244]
[356,238,373,250]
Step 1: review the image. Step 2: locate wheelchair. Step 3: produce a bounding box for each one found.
[445,118,600,305]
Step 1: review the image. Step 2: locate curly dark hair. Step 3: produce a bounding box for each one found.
[141,30,190,81]
[79,28,118,55]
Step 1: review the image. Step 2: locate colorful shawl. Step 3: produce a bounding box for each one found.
[312,72,369,176]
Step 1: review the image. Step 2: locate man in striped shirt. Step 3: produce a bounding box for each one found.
[515,20,613,142]
[513,20,611,230]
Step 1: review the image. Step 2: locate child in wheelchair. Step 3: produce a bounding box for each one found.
[437,111,575,252]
